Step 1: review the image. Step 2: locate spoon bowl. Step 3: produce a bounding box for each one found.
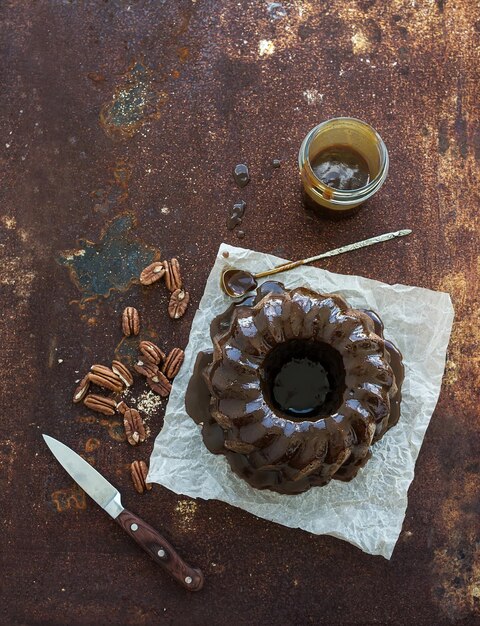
[221,269,258,298]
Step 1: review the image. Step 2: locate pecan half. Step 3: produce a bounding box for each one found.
[131,460,152,493]
[147,371,171,397]
[164,258,182,292]
[134,360,160,379]
[162,348,185,380]
[168,289,190,319]
[89,364,124,393]
[84,394,117,416]
[111,360,134,387]
[124,408,146,446]
[139,262,166,286]
[122,307,140,336]
[139,340,165,365]
[116,400,129,415]
[73,374,90,403]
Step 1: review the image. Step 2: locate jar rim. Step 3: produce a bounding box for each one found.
[299,117,389,205]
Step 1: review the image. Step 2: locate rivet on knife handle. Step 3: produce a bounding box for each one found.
[116,509,204,591]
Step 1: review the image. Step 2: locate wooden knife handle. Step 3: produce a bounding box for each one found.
[116,509,204,591]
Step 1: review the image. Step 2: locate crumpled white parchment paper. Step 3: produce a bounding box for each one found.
[148,243,454,559]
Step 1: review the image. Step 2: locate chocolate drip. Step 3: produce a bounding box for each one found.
[361,309,405,438]
[227,200,246,231]
[186,351,214,425]
[233,163,250,188]
[383,340,404,432]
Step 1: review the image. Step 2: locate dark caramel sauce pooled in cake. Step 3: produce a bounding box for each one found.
[260,339,346,419]
[273,357,330,416]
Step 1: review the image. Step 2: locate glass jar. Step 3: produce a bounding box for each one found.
[298,117,389,218]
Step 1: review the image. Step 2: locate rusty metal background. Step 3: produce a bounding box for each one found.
[1,1,479,624]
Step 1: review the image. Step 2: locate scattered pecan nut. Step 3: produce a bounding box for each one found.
[89,364,124,393]
[139,261,166,286]
[111,360,134,387]
[139,340,165,365]
[164,258,182,292]
[73,374,90,403]
[168,289,190,320]
[134,360,160,379]
[147,371,172,397]
[116,400,129,415]
[124,408,146,446]
[122,307,140,336]
[163,348,185,380]
[84,394,117,416]
[131,460,152,493]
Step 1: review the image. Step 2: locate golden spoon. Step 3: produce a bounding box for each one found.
[220,229,412,298]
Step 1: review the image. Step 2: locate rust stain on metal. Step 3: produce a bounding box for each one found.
[87,71,106,84]
[99,418,126,443]
[76,415,126,443]
[91,160,132,214]
[99,58,167,140]
[77,416,98,425]
[177,46,190,63]
[438,267,480,406]
[57,213,160,302]
[432,469,480,620]
[51,484,87,513]
[84,437,101,453]
[218,2,310,60]
[114,328,160,365]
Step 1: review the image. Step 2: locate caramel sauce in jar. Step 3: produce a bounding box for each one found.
[299,118,389,218]
[311,144,370,191]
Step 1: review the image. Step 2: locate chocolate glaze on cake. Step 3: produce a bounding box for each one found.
[186,281,404,495]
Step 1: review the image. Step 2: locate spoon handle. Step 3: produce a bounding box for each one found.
[254,259,304,279]
[254,229,412,279]
[303,229,412,264]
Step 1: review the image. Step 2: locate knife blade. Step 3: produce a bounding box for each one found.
[43,434,204,591]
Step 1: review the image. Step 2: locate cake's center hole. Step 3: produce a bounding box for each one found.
[261,339,345,420]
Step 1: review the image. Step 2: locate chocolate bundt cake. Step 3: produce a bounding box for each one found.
[186,281,404,495]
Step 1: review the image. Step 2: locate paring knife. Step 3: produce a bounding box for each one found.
[43,434,204,591]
